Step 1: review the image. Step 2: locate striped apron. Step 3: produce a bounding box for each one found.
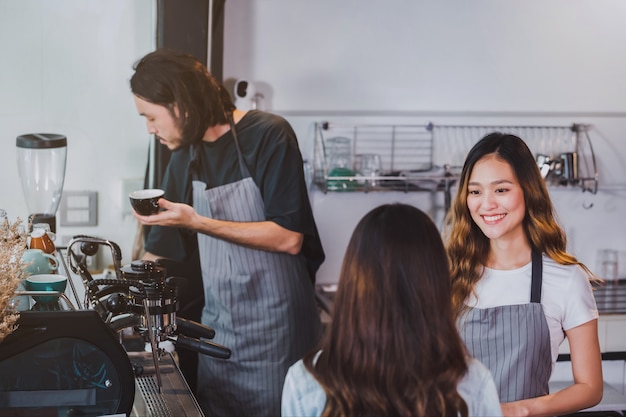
[458,250,552,402]
[192,119,322,416]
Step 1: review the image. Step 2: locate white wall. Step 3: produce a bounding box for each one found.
[0,0,156,263]
[1,1,625,282]
[224,0,626,114]
[224,0,626,284]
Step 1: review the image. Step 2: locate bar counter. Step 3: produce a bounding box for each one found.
[316,279,626,317]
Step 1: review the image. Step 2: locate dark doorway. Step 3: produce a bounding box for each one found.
[141,0,226,395]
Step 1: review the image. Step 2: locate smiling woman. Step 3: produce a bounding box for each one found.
[444,132,603,417]
[466,154,527,255]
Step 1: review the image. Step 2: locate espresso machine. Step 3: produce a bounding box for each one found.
[16,133,67,233]
[0,236,230,416]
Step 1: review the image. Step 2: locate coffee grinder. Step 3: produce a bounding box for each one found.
[16,133,67,233]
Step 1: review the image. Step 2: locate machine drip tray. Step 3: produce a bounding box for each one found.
[134,377,172,417]
[129,352,204,417]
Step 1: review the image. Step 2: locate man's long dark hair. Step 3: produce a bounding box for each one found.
[304,203,469,416]
[130,48,235,145]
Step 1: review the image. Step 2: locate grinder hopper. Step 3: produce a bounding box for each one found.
[16,133,67,233]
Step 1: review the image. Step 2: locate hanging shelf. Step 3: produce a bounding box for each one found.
[313,121,598,206]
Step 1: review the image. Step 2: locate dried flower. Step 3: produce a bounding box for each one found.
[0,218,28,343]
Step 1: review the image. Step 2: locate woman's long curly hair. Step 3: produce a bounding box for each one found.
[130,48,235,146]
[304,203,469,417]
[443,132,596,316]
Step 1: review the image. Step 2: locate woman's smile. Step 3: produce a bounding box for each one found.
[467,154,526,242]
[482,213,506,224]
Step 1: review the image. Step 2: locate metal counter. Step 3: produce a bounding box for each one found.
[595,279,626,315]
[317,279,626,317]
[18,248,206,417]
[129,351,204,417]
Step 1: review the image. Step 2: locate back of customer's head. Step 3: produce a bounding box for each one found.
[305,203,469,417]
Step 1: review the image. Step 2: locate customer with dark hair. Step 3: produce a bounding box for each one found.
[130,48,324,416]
[445,132,602,416]
[282,203,502,417]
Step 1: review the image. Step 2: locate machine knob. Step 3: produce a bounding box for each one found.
[106,293,128,314]
[80,241,99,256]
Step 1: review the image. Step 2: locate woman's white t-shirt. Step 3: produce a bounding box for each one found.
[465,254,598,367]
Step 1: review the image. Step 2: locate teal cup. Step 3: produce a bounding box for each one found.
[25,274,67,304]
[21,249,58,276]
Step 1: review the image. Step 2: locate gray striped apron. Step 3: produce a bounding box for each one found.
[192,119,322,416]
[458,250,552,402]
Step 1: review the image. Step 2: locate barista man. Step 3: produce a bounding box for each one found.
[130,49,324,417]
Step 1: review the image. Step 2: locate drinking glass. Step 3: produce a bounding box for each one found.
[326,137,353,171]
[356,153,382,187]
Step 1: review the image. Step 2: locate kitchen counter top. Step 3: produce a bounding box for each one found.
[129,351,204,417]
[317,279,626,316]
[594,279,626,315]
[316,281,626,357]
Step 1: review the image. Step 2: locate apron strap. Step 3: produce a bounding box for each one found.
[229,116,252,179]
[530,250,543,303]
[189,143,201,182]
[189,115,252,182]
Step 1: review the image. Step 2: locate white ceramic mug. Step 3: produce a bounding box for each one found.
[21,248,58,275]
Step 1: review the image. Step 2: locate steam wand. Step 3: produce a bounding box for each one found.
[67,235,123,308]
[67,235,123,279]
[85,277,164,391]
[142,298,163,392]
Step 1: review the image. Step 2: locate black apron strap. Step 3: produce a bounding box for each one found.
[229,116,252,179]
[189,143,201,182]
[530,250,543,303]
[189,115,251,183]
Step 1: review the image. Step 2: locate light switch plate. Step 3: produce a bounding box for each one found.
[59,191,98,227]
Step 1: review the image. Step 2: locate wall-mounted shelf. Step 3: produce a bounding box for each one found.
[313,121,598,209]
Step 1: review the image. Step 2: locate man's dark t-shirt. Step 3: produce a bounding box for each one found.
[144,110,325,281]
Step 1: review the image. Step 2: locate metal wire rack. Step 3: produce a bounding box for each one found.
[313,121,598,197]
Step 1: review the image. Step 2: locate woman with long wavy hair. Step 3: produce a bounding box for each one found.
[282,203,501,417]
[444,132,602,416]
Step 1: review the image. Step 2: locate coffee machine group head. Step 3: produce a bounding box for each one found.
[16,133,67,233]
